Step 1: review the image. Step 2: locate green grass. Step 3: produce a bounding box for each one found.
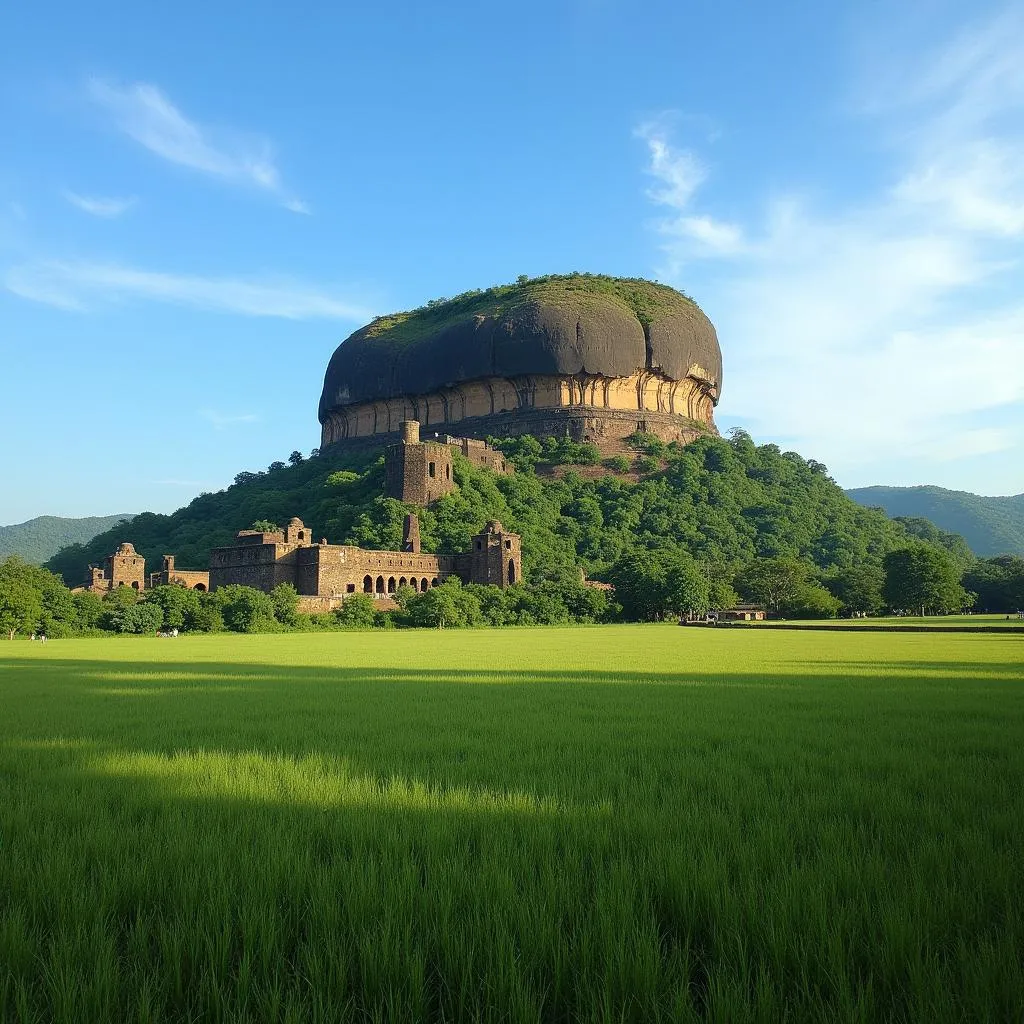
[755,614,1024,630]
[363,273,697,345]
[2,625,1022,1023]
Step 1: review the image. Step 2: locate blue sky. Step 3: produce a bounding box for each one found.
[2,0,1023,525]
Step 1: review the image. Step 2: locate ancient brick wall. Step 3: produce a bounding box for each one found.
[209,542,302,593]
[309,544,455,599]
[384,438,454,504]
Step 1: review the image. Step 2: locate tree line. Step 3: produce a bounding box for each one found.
[17,428,1021,638]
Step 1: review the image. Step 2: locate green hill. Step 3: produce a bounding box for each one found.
[0,514,137,565]
[47,433,934,597]
[846,486,1024,557]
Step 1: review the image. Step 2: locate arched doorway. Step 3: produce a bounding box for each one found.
[363,575,373,593]
[376,576,385,594]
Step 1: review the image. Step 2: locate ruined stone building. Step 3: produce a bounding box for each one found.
[84,544,210,594]
[383,420,510,504]
[149,555,209,592]
[208,514,521,605]
[85,542,147,593]
[319,275,722,454]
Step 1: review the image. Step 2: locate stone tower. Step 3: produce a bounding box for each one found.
[460,521,522,588]
[384,420,455,505]
[105,542,145,590]
[402,513,421,553]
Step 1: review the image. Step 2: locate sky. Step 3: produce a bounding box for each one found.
[1,0,1023,525]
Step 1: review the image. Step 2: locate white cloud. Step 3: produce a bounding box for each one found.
[86,78,307,212]
[199,410,260,430]
[636,122,745,263]
[638,10,1024,489]
[62,190,137,218]
[4,259,372,320]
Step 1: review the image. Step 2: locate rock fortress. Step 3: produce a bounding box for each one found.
[318,274,721,453]
[85,275,722,607]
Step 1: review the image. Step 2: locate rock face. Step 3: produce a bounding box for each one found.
[318,275,722,450]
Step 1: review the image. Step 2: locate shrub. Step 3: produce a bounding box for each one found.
[214,585,278,633]
[334,594,377,628]
[604,455,631,473]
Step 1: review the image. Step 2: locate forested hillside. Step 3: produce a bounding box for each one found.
[0,514,136,565]
[847,485,1024,556]
[48,432,931,598]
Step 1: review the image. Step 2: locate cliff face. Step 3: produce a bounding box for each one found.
[318,275,723,449]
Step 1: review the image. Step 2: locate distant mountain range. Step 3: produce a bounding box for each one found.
[0,514,137,565]
[846,486,1024,557]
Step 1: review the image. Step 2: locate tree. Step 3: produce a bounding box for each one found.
[401,578,483,628]
[288,450,304,466]
[734,558,810,613]
[106,601,163,634]
[963,556,1024,612]
[268,461,286,473]
[334,593,376,628]
[882,545,972,615]
[708,579,739,612]
[251,520,279,532]
[145,585,201,631]
[213,585,278,633]
[0,573,42,639]
[606,549,708,620]
[782,583,841,619]
[270,583,300,626]
[71,590,104,631]
[661,553,710,616]
[826,565,884,615]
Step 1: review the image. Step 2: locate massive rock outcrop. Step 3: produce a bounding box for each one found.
[318,274,722,450]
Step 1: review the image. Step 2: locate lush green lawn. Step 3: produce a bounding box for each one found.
[2,626,1022,1023]
[755,613,1024,629]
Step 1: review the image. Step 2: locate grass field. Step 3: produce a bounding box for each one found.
[754,614,1024,630]
[1,626,1022,1022]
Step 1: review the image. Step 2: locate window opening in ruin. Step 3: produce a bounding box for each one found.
[476,541,482,550]
[446,465,451,480]
[194,583,206,592]
[508,559,516,584]
[421,578,429,590]
[346,583,356,593]
[131,581,139,589]
[399,577,407,588]
[387,577,396,593]
[363,575,373,593]
[428,462,436,478]
[432,578,439,587]
[505,540,511,549]
[376,576,385,593]
[298,531,305,541]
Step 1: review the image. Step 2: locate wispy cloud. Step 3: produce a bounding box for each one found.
[636,121,745,260]
[86,78,308,213]
[61,190,137,218]
[199,410,260,430]
[4,260,372,320]
[637,9,1024,487]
